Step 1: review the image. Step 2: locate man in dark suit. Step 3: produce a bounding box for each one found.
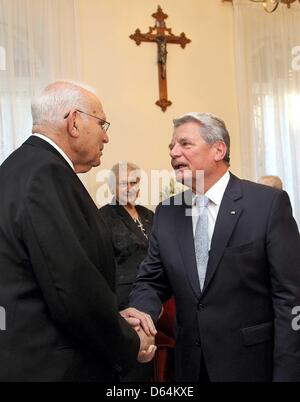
[0,81,155,381]
[124,112,300,382]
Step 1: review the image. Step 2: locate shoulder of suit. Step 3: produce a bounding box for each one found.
[235,177,287,208]
[17,154,75,194]
[136,205,154,216]
[99,203,110,210]
[240,177,281,194]
[159,190,191,207]
[99,203,116,214]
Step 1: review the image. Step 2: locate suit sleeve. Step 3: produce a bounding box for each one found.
[267,190,300,381]
[129,204,173,321]
[20,163,139,374]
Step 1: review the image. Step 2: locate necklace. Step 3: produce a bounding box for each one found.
[134,216,148,239]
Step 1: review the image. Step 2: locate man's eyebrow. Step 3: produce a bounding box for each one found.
[169,136,191,149]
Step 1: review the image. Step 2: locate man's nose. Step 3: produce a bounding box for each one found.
[169,143,181,158]
[102,131,109,144]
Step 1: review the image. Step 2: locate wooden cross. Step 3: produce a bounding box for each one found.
[130,6,191,112]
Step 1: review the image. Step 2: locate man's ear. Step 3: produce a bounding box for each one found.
[213,141,227,162]
[66,109,79,138]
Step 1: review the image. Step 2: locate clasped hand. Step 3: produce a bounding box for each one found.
[120,307,157,363]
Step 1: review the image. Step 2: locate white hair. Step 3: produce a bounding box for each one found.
[31,80,97,126]
[258,175,283,190]
[173,112,231,165]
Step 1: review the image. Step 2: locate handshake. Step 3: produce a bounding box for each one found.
[120,307,157,363]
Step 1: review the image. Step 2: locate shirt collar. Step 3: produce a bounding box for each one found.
[32,133,74,171]
[192,170,230,206]
[206,170,230,206]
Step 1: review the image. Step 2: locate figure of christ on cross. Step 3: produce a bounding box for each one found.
[157,36,167,79]
[130,6,191,112]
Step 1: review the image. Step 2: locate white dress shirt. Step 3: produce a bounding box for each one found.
[192,170,230,249]
[32,133,74,171]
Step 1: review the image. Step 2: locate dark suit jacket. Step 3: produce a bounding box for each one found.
[0,136,139,381]
[99,201,154,382]
[99,201,153,310]
[130,173,300,382]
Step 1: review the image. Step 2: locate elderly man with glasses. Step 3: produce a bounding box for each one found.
[0,81,156,381]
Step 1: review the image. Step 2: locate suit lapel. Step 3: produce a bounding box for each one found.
[175,190,201,299]
[202,174,243,294]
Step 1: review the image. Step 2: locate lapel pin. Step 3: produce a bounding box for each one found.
[230,210,236,215]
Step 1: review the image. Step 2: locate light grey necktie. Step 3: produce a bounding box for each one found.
[194,195,209,290]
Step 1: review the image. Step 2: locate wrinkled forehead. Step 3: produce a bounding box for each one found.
[170,122,202,143]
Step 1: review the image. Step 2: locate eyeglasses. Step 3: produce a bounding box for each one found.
[118,179,140,188]
[64,109,110,133]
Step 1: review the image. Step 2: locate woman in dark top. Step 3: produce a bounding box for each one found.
[99,162,154,381]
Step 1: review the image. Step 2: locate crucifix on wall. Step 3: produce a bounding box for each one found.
[130,6,191,112]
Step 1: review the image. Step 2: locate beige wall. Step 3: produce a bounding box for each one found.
[78,0,241,206]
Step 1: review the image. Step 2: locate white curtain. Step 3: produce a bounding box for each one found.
[233,0,300,226]
[0,0,81,163]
